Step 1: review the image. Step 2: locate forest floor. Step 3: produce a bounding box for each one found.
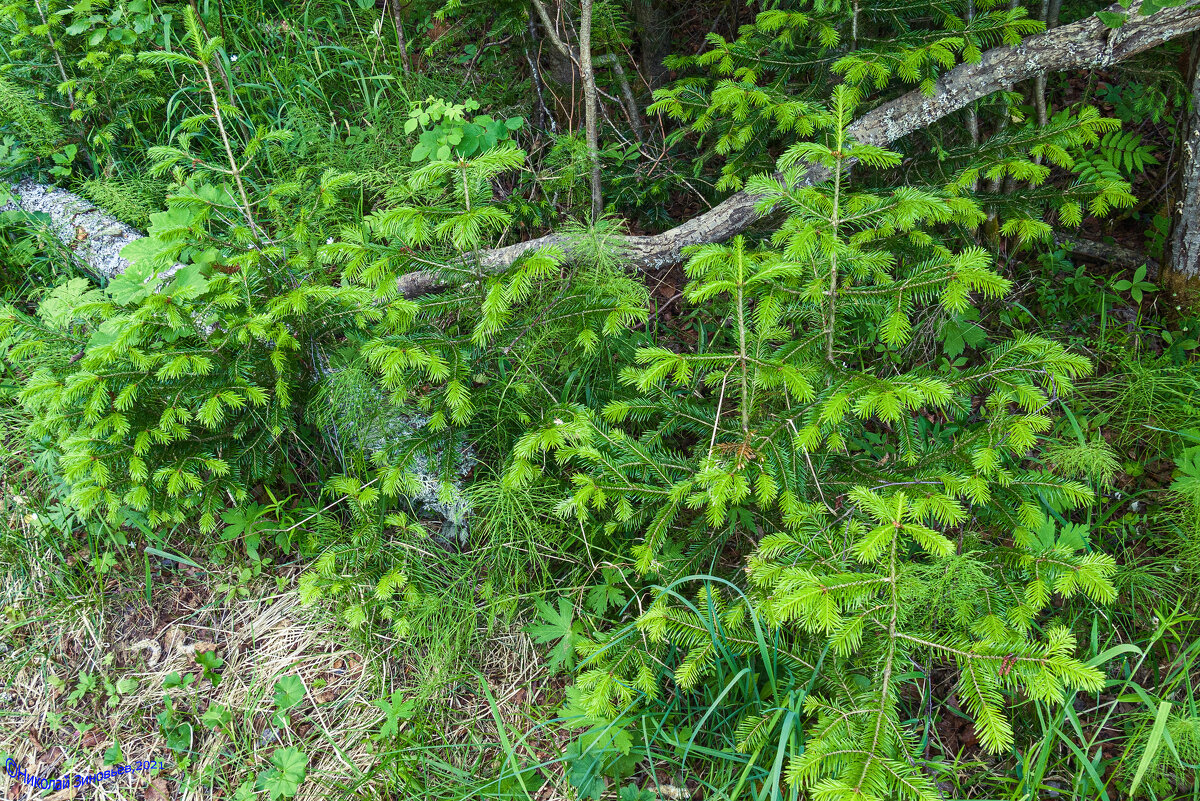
[0,508,569,801]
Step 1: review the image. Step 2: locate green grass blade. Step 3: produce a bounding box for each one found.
[477,675,533,800]
[1129,699,1172,797]
[144,546,204,570]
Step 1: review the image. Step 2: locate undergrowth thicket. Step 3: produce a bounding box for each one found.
[1,1,1199,800]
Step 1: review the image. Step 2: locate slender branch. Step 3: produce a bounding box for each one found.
[200,57,259,238]
[530,0,642,139]
[525,16,558,133]
[188,0,249,143]
[600,53,645,142]
[388,0,412,74]
[733,248,750,434]
[531,0,576,66]
[827,114,845,363]
[32,0,74,111]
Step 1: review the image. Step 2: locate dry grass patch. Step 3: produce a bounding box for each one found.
[1,567,388,801]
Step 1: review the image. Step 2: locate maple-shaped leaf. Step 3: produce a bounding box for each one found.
[371,687,416,740]
[201,703,232,730]
[1171,446,1200,502]
[526,597,582,674]
[220,504,266,540]
[584,568,627,615]
[164,261,209,301]
[271,675,305,727]
[106,257,162,305]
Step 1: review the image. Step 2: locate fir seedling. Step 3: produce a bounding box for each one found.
[511,86,1116,801]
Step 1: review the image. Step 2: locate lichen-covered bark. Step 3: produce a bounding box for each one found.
[1,178,143,281]
[13,2,1200,296]
[1,179,473,532]
[9,1,1199,534]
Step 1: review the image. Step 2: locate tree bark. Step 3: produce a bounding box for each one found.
[388,0,411,74]
[1,179,145,281]
[602,53,644,142]
[1170,34,1200,279]
[1054,231,1159,276]
[436,1,1200,284]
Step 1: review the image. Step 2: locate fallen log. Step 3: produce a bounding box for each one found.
[1,178,145,281]
[400,0,1200,295]
[5,1,1199,535]
[8,4,1200,297]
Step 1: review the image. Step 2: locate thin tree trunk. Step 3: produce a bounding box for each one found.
[633,0,670,90]
[1033,0,1061,143]
[389,0,411,74]
[1170,35,1200,279]
[530,1,640,141]
[579,0,603,219]
[1033,0,1051,131]
[602,54,644,142]
[32,0,73,111]
[966,0,979,189]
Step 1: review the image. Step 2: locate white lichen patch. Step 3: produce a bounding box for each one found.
[322,378,474,541]
[2,178,144,280]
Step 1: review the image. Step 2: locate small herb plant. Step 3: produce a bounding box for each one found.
[405,97,524,163]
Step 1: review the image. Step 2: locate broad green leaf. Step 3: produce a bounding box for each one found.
[272,674,305,713]
[256,747,308,800]
[526,597,582,674]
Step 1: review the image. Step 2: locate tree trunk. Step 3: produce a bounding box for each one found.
[601,53,644,142]
[579,0,603,220]
[447,2,1200,284]
[633,0,670,91]
[388,0,411,74]
[1170,35,1200,280]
